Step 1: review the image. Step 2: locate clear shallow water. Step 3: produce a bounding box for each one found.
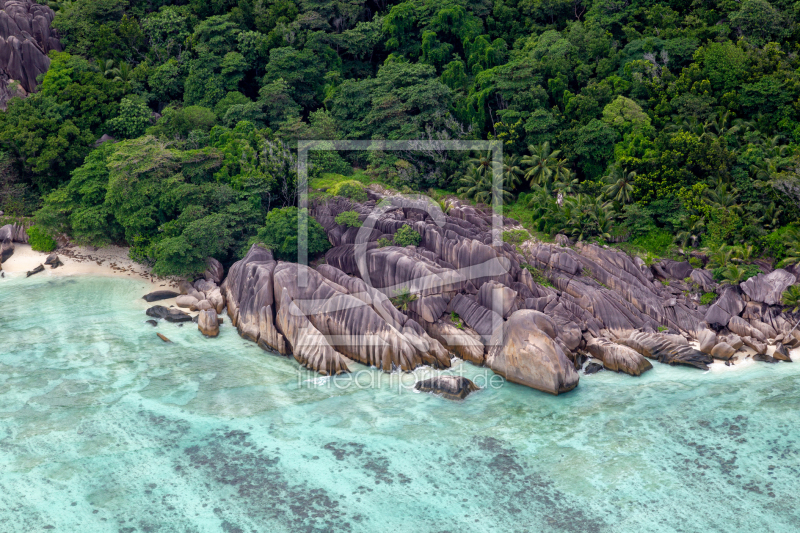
[1,274,799,533]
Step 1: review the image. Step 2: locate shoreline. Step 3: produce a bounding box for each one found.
[3,243,797,371]
[1,243,177,290]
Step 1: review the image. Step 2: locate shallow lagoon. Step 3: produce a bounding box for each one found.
[1,274,799,532]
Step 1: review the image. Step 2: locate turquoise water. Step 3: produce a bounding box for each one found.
[1,274,799,533]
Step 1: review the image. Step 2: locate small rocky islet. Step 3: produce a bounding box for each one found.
[127,189,800,398]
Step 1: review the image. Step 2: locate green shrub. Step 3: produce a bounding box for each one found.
[711,264,761,283]
[393,224,421,247]
[26,225,56,252]
[688,256,703,269]
[760,225,794,264]
[330,180,367,202]
[700,292,717,305]
[377,237,393,248]
[310,151,351,180]
[335,210,362,228]
[630,229,673,256]
[249,207,330,261]
[657,325,668,332]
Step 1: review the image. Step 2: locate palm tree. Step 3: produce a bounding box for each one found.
[730,244,755,263]
[554,172,579,195]
[782,285,800,313]
[458,167,513,205]
[674,217,706,249]
[666,115,703,136]
[705,244,733,269]
[468,150,492,176]
[704,184,741,213]
[702,110,739,141]
[391,287,418,311]
[522,141,561,187]
[759,202,783,230]
[501,155,523,193]
[602,167,636,204]
[719,264,747,285]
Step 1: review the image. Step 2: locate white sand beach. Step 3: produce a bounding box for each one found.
[1,243,177,290]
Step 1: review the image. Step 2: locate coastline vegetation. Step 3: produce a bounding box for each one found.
[0,1,797,278]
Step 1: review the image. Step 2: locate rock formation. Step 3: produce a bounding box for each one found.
[414,375,479,400]
[204,257,224,284]
[143,290,179,302]
[0,1,61,109]
[44,252,62,268]
[25,263,42,277]
[585,337,653,376]
[197,309,219,337]
[740,270,797,306]
[216,188,799,392]
[486,310,579,395]
[618,331,713,370]
[146,305,192,323]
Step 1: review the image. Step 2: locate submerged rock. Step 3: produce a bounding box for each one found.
[753,353,778,364]
[486,309,579,395]
[142,290,179,302]
[414,375,479,400]
[25,264,43,277]
[145,319,157,327]
[584,362,604,374]
[146,305,192,323]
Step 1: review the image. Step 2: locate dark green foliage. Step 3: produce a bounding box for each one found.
[393,224,421,247]
[3,0,800,274]
[377,237,393,248]
[148,106,218,139]
[26,225,57,252]
[250,207,330,262]
[107,97,151,139]
[334,210,362,228]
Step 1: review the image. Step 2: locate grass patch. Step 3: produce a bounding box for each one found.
[700,292,717,305]
[522,263,553,288]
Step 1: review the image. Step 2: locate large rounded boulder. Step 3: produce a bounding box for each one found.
[486,310,579,395]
